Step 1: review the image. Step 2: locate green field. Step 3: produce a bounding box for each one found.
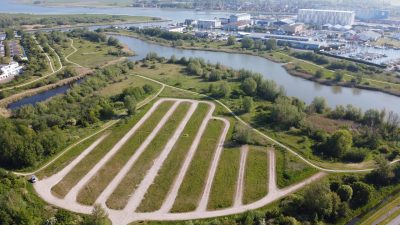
[243,146,269,204]
[171,119,225,212]
[137,103,210,212]
[106,103,191,209]
[207,148,240,210]
[275,147,318,188]
[76,101,174,205]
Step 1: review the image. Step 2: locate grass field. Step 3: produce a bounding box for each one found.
[75,101,174,205]
[96,75,160,97]
[243,146,269,204]
[137,103,210,212]
[275,147,318,188]
[105,102,191,209]
[50,103,159,198]
[68,39,119,68]
[207,148,240,210]
[171,119,225,212]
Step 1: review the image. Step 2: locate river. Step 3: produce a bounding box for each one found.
[116,35,400,113]
[3,0,400,113]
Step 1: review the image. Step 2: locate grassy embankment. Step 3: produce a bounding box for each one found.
[50,101,169,198]
[137,103,210,212]
[171,119,225,212]
[106,102,191,209]
[243,146,269,204]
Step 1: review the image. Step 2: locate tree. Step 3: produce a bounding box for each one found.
[241,77,257,96]
[303,182,334,219]
[310,97,327,114]
[5,29,14,40]
[315,69,324,78]
[227,36,236,45]
[351,181,373,207]
[84,204,108,225]
[334,71,344,82]
[269,96,304,128]
[242,96,253,113]
[265,38,277,50]
[366,156,393,186]
[321,130,353,158]
[124,95,137,115]
[257,80,281,101]
[241,37,253,49]
[232,123,250,144]
[337,185,353,201]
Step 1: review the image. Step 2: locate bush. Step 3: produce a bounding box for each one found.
[342,148,368,163]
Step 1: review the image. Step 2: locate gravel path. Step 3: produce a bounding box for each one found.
[123,101,198,213]
[33,98,326,225]
[88,100,181,207]
[234,145,249,207]
[63,99,171,203]
[196,117,231,212]
[158,101,215,213]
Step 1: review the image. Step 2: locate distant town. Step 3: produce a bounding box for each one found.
[140,6,400,71]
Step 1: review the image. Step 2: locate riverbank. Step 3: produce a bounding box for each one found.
[283,63,400,98]
[108,31,400,99]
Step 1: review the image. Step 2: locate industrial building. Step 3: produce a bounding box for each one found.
[197,19,222,29]
[297,9,355,26]
[229,13,251,23]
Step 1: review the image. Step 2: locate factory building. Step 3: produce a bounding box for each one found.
[297,9,355,26]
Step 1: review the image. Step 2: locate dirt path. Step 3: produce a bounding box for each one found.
[234,145,249,207]
[158,101,215,213]
[63,99,174,203]
[196,117,231,212]
[94,100,182,207]
[123,101,198,213]
[33,98,326,225]
[65,39,82,68]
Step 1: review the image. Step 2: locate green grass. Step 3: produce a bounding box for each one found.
[137,103,210,212]
[243,146,269,204]
[275,146,318,188]
[75,101,174,205]
[171,119,225,212]
[207,148,240,210]
[50,103,158,198]
[106,102,191,209]
[68,39,118,68]
[96,75,160,97]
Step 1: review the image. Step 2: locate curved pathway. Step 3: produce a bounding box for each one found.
[65,39,82,68]
[135,74,400,173]
[33,98,326,225]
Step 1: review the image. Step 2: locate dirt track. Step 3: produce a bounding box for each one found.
[33,98,325,225]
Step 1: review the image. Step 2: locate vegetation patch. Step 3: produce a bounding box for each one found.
[275,146,318,188]
[171,119,224,212]
[207,147,241,210]
[137,103,210,212]
[243,146,269,204]
[106,102,191,209]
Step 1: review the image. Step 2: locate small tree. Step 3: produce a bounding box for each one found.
[124,95,137,115]
[337,185,353,201]
[334,71,344,82]
[265,38,277,50]
[227,36,236,46]
[233,123,251,144]
[241,37,254,49]
[315,69,324,78]
[351,182,373,207]
[241,77,257,96]
[84,204,108,225]
[242,96,254,113]
[310,97,327,114]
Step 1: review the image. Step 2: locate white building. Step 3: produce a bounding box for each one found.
[230,13,251,23]
[0,62,23,81]
[298,9,355,26]
[197,19,222,29]
[358,30,382,42]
